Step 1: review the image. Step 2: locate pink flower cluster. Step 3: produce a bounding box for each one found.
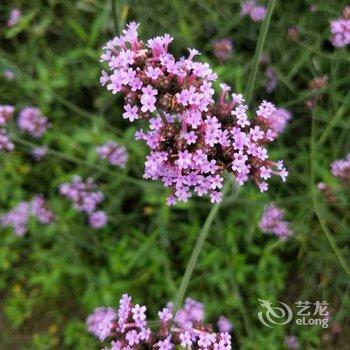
[330,7,350,47]
[330,153,350,185]
[217,316,233,333]
[87,294,232,350]
[0,105,14,126]
[264,67,278,93]
[7,8,21,27]
[97,141,128,168]
[31,145,48,160]
[0,105,15,152]
[18,107,51,138]
[259,203,293,240]
[0,195,54,236]
[3,70,15,81]
[100,22,287,205]
[59,176,107,229]
[240,1,267,22]
[87,307,118,339]
[284,335,299,349]
[213,39,233,62]
[271,108,292,135]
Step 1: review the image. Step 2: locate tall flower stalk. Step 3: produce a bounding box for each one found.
[173,0,278,313]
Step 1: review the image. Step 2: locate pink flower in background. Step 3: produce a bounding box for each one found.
[0,105,15,152]
[269,107,292,135]
[96,141,128,168]
[264,67,278,93]
[18,107,51,138]
[217,316,233,333]
[0,105,15,126]
[59,176,107,229]
[241,1,266,22]
[259,203,293,240]
[30,195,55,224]
[309,4,317,13]
[330,153,350,185]
[3,70,15,81]
[7,8,21,27]
[330,7,350,47]
[100,22,288,205]
[284,335,299,349]
[0,129,14,152]
[86,307,117,340]
[88,211,107,229]
[86,294,232,349]
[31,145,48,160]
[213,38,233,62]
[0,195,54,236]
[330,19,350,47]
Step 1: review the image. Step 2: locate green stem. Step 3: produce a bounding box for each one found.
[245,0,277,103]
[310,111,350,279]
[12,135,155,187]
[111,0,119,34]
[172,179,231,315]
[172,0,276,315]
[0,55,121,134]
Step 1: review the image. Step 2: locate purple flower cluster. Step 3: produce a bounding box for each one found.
[0,129,14,152]
[0,105,15,126]
[284,335,299,349]
[217,316,233,333]
[170,297,204,327]
[3,70,15,81]
[0,195,54,236]
[87,294,232,350]
[18,107,51,138]
[212,39,233,62]
[59,176,107,229]
[271,108,292,135]
[240,0,267,22]
[330,153,350,185]
[97,141,128,168]
[7,8,21,27]
[0,105,15,152]
[259,203,293,240]
[100,22,287,205]
[330,7,350,47]
[264,67,278,93]
[31,145,48,160]
[87,307,118,339]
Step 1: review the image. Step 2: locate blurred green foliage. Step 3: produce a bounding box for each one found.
[0,0,350,349]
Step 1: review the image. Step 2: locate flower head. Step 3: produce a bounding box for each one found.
[259,203,293,240]
[18,107,51,138]
[100,23,287,205]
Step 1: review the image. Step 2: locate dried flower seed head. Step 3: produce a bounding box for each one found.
[213,39,233,62]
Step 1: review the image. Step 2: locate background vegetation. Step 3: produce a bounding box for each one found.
[0,0,349,349]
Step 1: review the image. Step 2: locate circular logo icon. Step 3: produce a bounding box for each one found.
[258,298,293,328]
